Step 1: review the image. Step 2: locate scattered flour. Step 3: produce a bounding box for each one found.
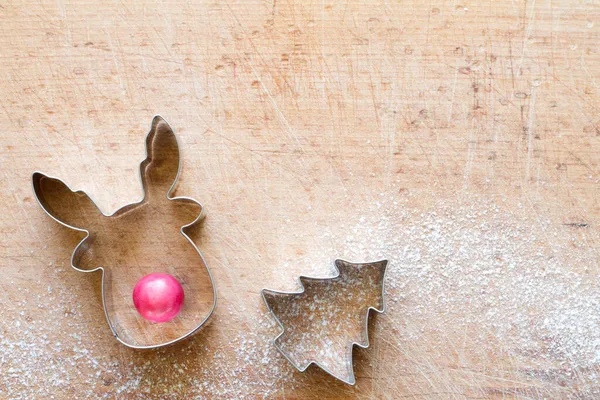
[280,192,600,396]
[2,191,599,397]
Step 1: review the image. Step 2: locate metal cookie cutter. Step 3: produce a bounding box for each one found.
[261,259,388,384]
[32,116,217,349]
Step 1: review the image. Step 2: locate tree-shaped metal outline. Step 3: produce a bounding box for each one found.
[261,259,388,384]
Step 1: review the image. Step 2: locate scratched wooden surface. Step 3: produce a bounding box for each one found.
[2,1,600,398]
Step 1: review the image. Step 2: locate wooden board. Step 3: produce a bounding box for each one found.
[1,0,600,398]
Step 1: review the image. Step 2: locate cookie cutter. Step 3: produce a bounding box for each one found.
[261,259,388,385]
[31,115,217,349]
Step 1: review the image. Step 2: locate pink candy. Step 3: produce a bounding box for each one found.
[132,273,184,323]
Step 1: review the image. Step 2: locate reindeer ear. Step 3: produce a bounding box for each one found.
[140,116,180,199]
[32,172,102,230]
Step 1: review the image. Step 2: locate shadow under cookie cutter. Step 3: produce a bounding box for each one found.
[32,115,217,349]
[261,259,388,385]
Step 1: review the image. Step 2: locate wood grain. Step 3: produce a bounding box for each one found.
[1,0,600,398]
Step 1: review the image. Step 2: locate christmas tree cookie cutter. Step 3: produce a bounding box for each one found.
[261,259,388,384]
[32,116,217,349]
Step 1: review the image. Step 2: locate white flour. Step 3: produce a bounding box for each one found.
[2,191,599,398]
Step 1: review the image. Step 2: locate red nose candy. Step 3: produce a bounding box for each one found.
[133,273,184,323]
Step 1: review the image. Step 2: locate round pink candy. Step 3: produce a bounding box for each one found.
[132,273,184,323]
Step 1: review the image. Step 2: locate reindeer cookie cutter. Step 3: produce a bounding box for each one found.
[32,116,217,349]
[262,259,388,384]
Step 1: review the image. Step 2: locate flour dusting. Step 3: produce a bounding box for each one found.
[280,192,600,397]
[2,191,599,397]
